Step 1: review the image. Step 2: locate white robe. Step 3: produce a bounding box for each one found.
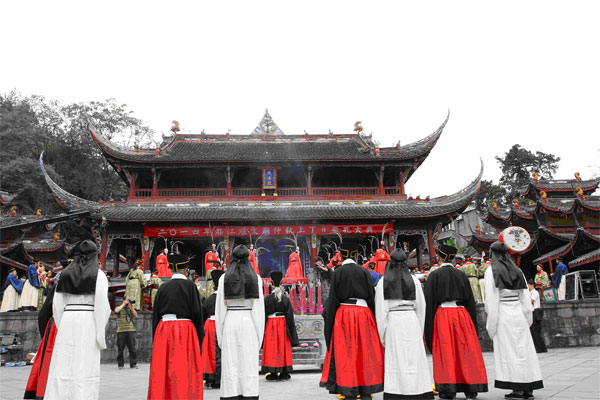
[484,268,543,387]
[0,284,20,312]
[19,279,38,308]
[375,275,432,397]
[215,273,265,399]
[45,270,111,400]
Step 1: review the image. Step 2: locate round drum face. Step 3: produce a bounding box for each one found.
[502,226,531,254]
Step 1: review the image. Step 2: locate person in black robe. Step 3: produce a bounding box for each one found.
[261,270,300,380]
[201,269,225,389]
[147,252,204,400]
[24,284,58,400]
[424,244,488,400]
[319,242,384,399]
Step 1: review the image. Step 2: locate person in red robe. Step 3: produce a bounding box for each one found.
[284,247,304,280]
[327,251,342,270]
[261,271,299,380]
[374,242,390,275]
[24,286,58,400]
[148,252,204,400]
[248,244,259,275]
[320,242,384,399]
[201,269,225,389]
[205,244,220,275]
[155,248,171,278]
[424,244,488,400]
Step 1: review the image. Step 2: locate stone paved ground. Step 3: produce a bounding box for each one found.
[0,347,598,399]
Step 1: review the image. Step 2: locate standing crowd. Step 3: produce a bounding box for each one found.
[8,230,548,400]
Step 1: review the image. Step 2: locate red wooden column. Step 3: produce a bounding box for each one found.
[379,166,385,195]
[151,168,158,197]
[399,172,405,195]
[307,166,313,196]
[99,233,108,270]
[427,227,436,262]
[310,234,317,267]
[128,171,137,200]
[226,166,232,197]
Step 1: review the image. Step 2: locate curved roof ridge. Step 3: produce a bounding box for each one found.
[391,110,449,153]
[39,152,99,212]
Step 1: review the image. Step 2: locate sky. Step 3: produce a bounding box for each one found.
[1,0,599,198]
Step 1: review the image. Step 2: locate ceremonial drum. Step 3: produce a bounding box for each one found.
[499,226,531,255]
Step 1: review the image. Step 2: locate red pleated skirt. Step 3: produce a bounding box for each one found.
[148,320,203,400]
[24,318,57,399]
[261,316,293,373]
[320,305,384,397]
[202,319,217,374]
[432,307,488,394]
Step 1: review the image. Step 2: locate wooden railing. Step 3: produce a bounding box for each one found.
[232,188,262,196]
[134,189,153,197]
[278,187,308,196]
[156,188,226,197]
[312,187,379,196]
[384,187,402,195]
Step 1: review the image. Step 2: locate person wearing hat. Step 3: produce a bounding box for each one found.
[485,241,543,399]
[215,244,264,399]
[44,240,111,400]
[320,242,384,399]
[534,265,550,289]
[461,258,482,303]
[205,244,222,296]
[249,244,260,275]
[375,249,433,399]
[1,268,23,312]
[424,244,488,400]
[374,241,390,275]
[528,279,547,354]
[201,268,225,389]
[148,251,204,399]
[125,259,147,311]
[285,246,304,280]
[19,259,41,311]
[155,248,171,278]
[262,270,300,381]
[327,250,342,270]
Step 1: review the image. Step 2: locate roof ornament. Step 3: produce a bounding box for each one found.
[171,121,180,133]
[354,121,363,133]
[251,109,284,136]
[532,172,539,183]
[575,172,582,182]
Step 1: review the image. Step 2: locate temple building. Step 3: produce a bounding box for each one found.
[37,111,482,279]
[465,173,600,277]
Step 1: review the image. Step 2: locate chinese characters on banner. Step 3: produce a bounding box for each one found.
[143,224,394,238]
[262,168,276,189]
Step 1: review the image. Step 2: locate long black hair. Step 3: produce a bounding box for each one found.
[383,249,416,300]
[56,240,99,295]
[223,245,259,300]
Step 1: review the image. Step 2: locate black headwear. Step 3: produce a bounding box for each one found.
[437,244,457,262]
[489,241,527,290]
[270,270,283,287]
[56,240,99,295]
[167,253,189,271]
[338,242,358,260]
[223,245,259,300]
[383,249,416,300]
[211,269,225,290]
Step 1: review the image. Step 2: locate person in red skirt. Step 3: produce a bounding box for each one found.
[201,269,225,389]
[262,270,299,381]
[24,284,58,400]
[147,252,204,400]
[424,244,488,400]
[320,242,384,399]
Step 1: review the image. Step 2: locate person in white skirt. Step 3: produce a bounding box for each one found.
[19,261,41,311]
[485,241,543,399]
[375,249,433,399]
[1,268,23,312]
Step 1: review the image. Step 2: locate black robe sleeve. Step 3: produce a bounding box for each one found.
[283,296,300,347]
[190,281,204,346]
[151,286,162,340]
[323,269,340,348]
[424,270,439,352]
[38,286,55,336]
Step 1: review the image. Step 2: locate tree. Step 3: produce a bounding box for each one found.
[474,179,508,212]
[496,144,560,200]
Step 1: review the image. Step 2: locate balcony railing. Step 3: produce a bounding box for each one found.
[132,186,405,200]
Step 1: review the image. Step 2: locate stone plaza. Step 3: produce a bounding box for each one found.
[1,346,598,400]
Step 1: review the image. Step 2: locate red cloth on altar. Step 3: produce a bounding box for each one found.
[24,319,57,399]
[320,305,384,397]
[156,254,171,278]
[204,252,220,275]
[285,252,304,279]
[374,249,390,274]
[202,319,217,374]
[432,307,488,394]
[261,316,293,373]
[249,251,259,275]
[147,320,203,400]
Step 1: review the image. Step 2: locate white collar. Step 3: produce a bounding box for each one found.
[172,272,187,280]
[440,262,454,268]
[342,259,355,265]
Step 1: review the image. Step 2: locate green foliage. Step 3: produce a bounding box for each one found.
[0,91,155,214]
[495,144,560,200]
[474,179,508,212]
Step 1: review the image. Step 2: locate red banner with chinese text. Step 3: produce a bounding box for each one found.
[143,224,393,238]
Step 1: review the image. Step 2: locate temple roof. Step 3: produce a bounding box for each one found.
[568,248,600,268]
[41,152,483,224]
[518,177,599,198]
[532,228,599,265]
[89,113,449,179]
